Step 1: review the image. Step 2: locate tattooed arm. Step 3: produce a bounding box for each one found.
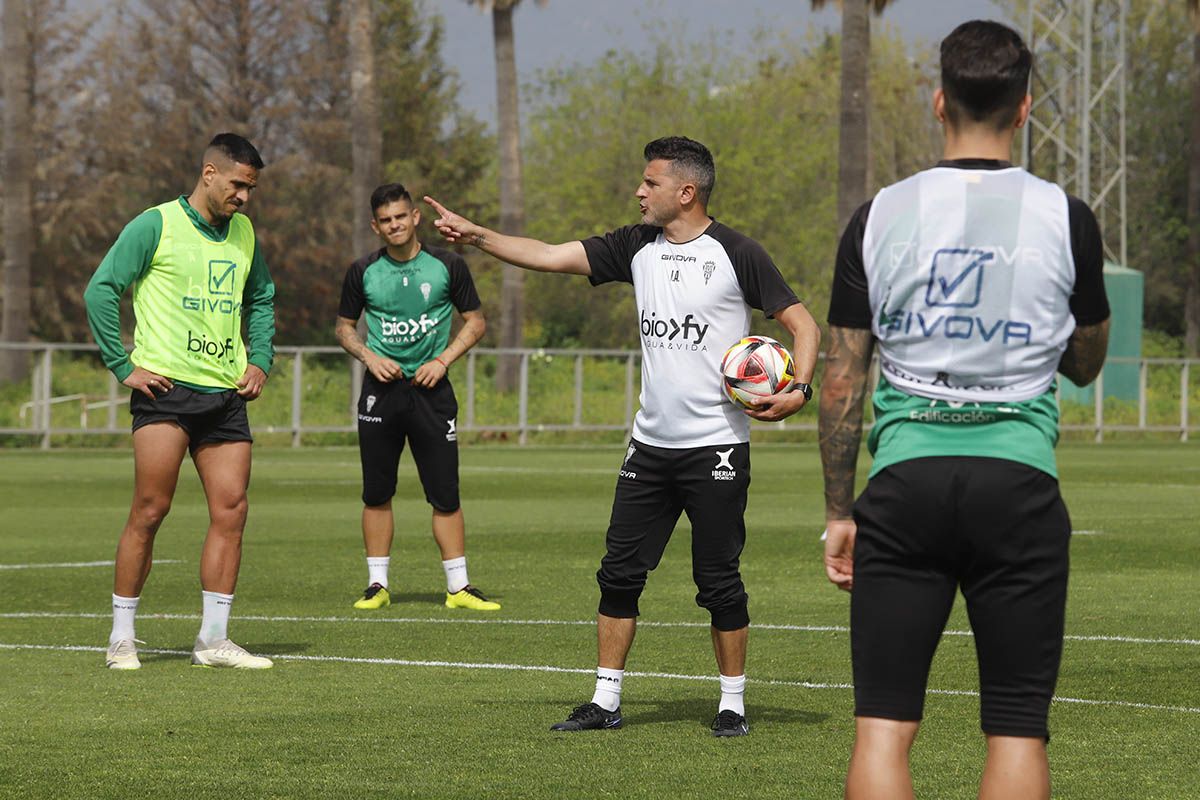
[1058,319,1110,387]
[818,325,875,591]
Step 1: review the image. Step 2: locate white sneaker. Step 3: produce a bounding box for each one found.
[106,638,143,670]
[191,638,274,669]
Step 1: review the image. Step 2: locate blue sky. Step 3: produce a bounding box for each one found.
[434,0,1014,120]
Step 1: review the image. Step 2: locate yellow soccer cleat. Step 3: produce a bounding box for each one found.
[353,583,390,610]
[445,585,501,611]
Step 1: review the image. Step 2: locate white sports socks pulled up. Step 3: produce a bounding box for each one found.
[719,673,746,716]
[442,556,468,594]
[591,667,624,711]
[366,556,390,588]
[110,594,140,644]
[199,590,234,645]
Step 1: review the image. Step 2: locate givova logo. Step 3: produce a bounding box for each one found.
[926,249,991,308]
[877,246,1034,346]
[186,331,235,362]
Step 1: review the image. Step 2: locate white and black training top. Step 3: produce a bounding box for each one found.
[582,220,800,448]
[828,159,1110,403]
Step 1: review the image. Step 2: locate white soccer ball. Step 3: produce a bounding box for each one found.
[720,336,796,408]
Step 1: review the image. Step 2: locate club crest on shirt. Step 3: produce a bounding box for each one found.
[421,282,432,302]
[703,261,716,284]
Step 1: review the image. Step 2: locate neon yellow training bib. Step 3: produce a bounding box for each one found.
[130,200,256,388]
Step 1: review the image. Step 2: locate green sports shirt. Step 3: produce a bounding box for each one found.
[84,196,276,391]
[338,245,481,377]
[866,377,1061,479]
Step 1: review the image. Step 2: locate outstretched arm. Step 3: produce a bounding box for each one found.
[424,196,591,275]
[1058,319,1109,387]
[818,325,875,591]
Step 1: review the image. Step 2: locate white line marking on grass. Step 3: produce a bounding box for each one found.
[1,641,1197,716]
[0,560,182,570]
[2,611,1197,647]
[1072,530,1104,536]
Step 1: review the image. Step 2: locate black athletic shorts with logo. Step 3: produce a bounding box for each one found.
[597,439,751,631]
[130,384,252,453]
[850,456,1071,739]
[357,373,459,511]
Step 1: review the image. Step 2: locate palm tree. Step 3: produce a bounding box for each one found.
[1187,0,1200,355]
[2,0,33,383]
[471,0,545,392]
[811,0,896,234]
[349,0,382,258]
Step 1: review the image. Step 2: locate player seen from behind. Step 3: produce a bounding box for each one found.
[819,20,1111,799]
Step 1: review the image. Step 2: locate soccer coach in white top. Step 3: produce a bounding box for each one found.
[426,136,820,737]
[819,21,1110,800]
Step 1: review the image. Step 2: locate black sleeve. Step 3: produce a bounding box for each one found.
[581,225,657,285]
[338,250,380,320]
[727,237,799,319]
[827,200,873,329]
[429,246,482,313]
[1066,196,1111,326]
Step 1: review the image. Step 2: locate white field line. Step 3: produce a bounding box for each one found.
[1,611,1197,647]
[0,559,183,570]
[1,641,1197,716]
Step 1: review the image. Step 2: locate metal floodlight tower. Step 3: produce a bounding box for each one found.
[1023,0,1128,265]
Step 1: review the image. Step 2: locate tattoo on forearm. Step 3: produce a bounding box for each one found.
[470,232,486,247]
[1058,320,1110,387]
[818,327,875,519]
[335,323,369,363]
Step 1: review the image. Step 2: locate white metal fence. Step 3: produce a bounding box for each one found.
[0,342,1197,448]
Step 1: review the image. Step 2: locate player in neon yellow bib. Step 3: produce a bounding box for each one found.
[84,133,277,671]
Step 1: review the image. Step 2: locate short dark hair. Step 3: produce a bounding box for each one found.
[940,20,1032,131]
[643,136,716,206]
[370,183,413,215]
[205,132,265,170]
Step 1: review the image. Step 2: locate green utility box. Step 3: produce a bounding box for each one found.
[1059,262,1142,403]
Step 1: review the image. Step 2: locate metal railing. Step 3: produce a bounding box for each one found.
[1,342,1197,448]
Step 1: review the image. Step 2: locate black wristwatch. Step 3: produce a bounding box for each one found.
[792,382,813,402]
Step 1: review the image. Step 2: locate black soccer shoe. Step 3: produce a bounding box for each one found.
[550,702,623,732]
[711,710,749,737]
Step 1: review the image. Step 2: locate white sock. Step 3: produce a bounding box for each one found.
[110,594,139,644]
[199,591,234,645]
[591,667,624,711]
[443,556,468,593]
[719,673,746,716]
[367,556,390,588]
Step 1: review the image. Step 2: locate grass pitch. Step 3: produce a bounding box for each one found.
[1,442,1197,799]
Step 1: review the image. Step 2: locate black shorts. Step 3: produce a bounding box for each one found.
[357,374,459,511]
[130,384,251,453]
[597,439,751,631]
[850,456,1071,739]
